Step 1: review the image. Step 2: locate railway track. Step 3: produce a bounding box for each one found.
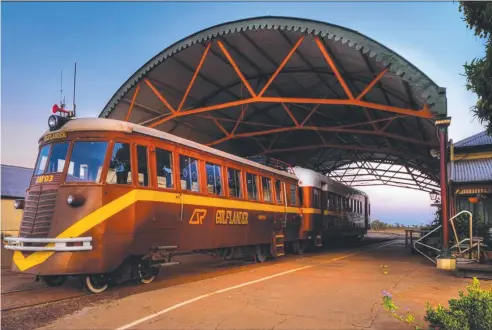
[1,235,399,313]
[2,287,47,295]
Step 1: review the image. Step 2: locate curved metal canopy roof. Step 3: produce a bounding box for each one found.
[99,16,447,193]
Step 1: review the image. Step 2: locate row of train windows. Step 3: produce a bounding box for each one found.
[327,193,364,214]
[312,189,365,214]
[110,142,299,205]
[34,140,299,205]
[34,141,297,206]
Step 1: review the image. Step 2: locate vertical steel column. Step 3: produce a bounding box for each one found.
[436,116,452,257]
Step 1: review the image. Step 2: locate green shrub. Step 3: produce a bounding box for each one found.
[425,278,492,330]
[382,278,492,330]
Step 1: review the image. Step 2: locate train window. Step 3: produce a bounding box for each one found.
[227,168,242,198]
[289,184,297,206]
[246,172,258,200]
[34,144,51,175]
[326,192,331,209]
[261,177,272,202]
[156,148,173,189]
[106,142,132,185]
[206,163,222,196]
[313,189,320,208]
[136,145,149,187]
[46,142,69,174]
[275,180,283,204]
[66,141,108,183]
[179,155,200,192]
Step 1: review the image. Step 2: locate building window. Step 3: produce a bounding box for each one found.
[156,148,173,189]
[180,155,200,192]
[206,162,222,195]
[246,172,258,200]
[261,177,272,202]
[107,142,132,185]
[136,145,149,187]
[227,168,242,198]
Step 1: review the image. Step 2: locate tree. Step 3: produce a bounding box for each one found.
[458,2,492,134]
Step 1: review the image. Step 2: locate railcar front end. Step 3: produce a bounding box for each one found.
[3,116,164,293]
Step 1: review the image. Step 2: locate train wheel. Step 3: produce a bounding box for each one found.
[137,264,159,284]
[292,241,306,255]
[82,275,109,294]
[41,275,66,287]
[255,245,267,263]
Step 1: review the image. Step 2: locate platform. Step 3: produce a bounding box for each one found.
[456,261,492,280]
[13,237,472,330]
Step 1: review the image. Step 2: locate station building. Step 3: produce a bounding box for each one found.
[449,131,492,224]
[1,164,33,237]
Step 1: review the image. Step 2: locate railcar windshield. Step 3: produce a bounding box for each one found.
[66,141,109,183]
[33,140,109,183]
[34,144,51,175]
[34,142,70,175]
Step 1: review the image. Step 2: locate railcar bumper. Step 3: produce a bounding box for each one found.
[3,237,92,251]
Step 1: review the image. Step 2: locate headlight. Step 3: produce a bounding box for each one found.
[67,194,85,207]
[48,115,69,131]
[13,199,25,209]
[48,115,58,129]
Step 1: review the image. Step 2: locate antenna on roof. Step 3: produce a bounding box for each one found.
[60,70,66,109]
[51,64,76,118]
[72,62,77,118]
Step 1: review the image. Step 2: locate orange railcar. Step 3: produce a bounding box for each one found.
[4,116,369,293]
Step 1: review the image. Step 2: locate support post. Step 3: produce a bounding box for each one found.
[435,116,455,270]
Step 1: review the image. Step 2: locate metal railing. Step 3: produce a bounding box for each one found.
[413,225,442,264]
[449,210,474,257]
[413,210,480,264]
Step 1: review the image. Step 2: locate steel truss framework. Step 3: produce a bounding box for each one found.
[329,161,440,193]
[100,17,446,192]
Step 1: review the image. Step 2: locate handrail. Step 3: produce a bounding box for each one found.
[413,210,477,265]
[449,210,473,255]
[413,225,442,264]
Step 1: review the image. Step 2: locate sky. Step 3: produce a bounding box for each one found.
[1,2,486,226]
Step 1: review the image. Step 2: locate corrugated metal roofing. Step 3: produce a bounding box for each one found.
[1,164,33,198]
[450,159,492,183]
[100,16,447,119]
[95,15,445,192]
[454,131,492,148]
